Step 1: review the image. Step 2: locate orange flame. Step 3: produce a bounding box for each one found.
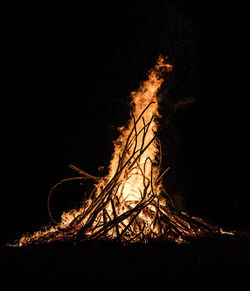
[107,56,172,203]
[16,56,174,246]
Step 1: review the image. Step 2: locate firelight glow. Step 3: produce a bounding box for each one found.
[14,56,220,247]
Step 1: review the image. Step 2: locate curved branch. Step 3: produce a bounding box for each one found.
[47,176,89,224]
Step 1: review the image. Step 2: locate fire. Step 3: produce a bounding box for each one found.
[13,56,219,247]
[107,57,171,202]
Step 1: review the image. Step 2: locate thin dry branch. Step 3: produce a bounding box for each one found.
[19,103,219,246]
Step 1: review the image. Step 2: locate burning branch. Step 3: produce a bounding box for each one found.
[18,103,218,246]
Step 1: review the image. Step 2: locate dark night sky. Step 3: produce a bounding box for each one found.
[2,1,250,244]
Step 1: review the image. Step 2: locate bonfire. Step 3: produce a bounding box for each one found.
[14,56,224,247]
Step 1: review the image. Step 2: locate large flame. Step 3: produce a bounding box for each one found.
[15,56,220,247]
[107,56,172,203]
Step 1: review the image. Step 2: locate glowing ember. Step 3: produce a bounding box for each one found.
[14,56,221,247]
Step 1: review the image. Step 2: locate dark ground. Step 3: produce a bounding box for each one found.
[1,232,250,289]
[1,2,250,288]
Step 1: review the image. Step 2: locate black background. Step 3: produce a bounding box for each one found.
[2,1,250,245]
